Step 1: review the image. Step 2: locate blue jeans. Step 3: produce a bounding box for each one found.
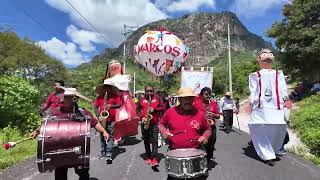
[100,121,114,156]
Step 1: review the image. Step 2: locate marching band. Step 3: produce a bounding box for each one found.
[2,48,291,180]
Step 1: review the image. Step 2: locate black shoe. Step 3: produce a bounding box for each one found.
[265,160,275,166]
[106,155,112,164]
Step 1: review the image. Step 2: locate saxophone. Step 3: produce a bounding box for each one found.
[205,96,215,126]
[99,92,109,125]
[144,96,153,130]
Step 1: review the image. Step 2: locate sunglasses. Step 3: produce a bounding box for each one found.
[146,90,153,93]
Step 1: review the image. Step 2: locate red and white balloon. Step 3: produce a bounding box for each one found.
[134,29,188,76]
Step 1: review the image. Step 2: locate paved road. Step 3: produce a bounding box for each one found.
[1,121,319,180]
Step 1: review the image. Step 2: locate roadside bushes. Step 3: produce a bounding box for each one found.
[291,95,320,155]
[0,75,41,133]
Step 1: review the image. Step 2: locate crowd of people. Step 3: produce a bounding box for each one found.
[29,48,292,180]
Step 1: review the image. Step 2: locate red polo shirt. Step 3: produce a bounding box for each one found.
[94,95,122,122]
[193,95,219,125]
[139,95,164,124]
[159,106,211,149]
[51,108,98,127]
[43,92,64,110]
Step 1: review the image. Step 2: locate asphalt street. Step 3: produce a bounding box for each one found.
[0,121,319,180]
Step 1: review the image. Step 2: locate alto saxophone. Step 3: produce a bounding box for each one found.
[99,92,109,125]
[206,97,215,126]
[144,96,153,130]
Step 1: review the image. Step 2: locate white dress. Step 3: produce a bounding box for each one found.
[248,69,288,161]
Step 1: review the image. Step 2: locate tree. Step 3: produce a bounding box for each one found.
[267,0,320,83]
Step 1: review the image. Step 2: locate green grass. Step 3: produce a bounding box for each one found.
[290,94,320,165]
[0,127,37,170]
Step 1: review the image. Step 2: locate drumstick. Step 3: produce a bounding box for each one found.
[3,137,33,150]
[172,130,186,136]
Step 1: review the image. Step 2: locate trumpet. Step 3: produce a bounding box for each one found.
[144,96,153,130]
[99,92,109,125]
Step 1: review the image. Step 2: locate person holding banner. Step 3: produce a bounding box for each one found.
[194,87,220,161]
[248,48,292,166]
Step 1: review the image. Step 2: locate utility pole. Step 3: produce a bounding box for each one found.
[227,24,233,95]
[133,72,136,94]
[123,24,138,74]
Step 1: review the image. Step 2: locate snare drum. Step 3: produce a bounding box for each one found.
[165,148,208,179]
[36,117,91,173]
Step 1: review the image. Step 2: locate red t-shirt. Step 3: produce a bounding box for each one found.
[139,95,164,124]
[51,108,98,127]
[94,95,122,122]
[193,95,219,125]
[159,106,211,149]
[43,92,64,110]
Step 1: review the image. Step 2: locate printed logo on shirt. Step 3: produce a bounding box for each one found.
[190,120,200,130]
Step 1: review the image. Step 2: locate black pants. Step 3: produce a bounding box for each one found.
[283,130,290,146]
[55,167,89,180]
[223,110,233,130]
[142,123,158,158]
[206,125,217,159]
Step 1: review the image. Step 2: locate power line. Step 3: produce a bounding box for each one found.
[64,0,114,47]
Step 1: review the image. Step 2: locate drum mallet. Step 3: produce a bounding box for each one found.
[3,137,33,150]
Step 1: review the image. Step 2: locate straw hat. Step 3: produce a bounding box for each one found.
[59,87,92,102]
[225,91,231,96]
[177,87,195,97]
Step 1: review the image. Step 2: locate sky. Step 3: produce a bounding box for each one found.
[0,0,289,67]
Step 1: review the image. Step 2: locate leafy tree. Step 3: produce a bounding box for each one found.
[267,0,320,83]
[0,76,41,133]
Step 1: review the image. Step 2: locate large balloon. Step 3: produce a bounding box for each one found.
[134,29,188,76]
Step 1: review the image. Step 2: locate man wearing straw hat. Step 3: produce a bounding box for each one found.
[159,87,211,150]
[30,87,109,180]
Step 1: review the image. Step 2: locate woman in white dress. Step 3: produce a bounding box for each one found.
[248,49,292,166]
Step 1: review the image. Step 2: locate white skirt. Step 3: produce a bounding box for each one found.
[248,124,286,160]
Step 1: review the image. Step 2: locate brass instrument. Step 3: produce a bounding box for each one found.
[144,96,153,130]
[99,92,109,125]
[205,96,215,126]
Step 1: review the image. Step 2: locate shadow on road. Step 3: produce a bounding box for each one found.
[208,160,218,170]
[119,136,142,146]
[112,147,126,160]
[242,145,264,163]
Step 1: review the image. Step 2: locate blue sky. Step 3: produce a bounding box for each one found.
[0,0,289,67]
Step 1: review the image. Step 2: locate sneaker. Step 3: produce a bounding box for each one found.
[151,158,159,167]
[106,155,112,164]
[276,147,287,156]
[145,158,152,164]
[98,153,106,160]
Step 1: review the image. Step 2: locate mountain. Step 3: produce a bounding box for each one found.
[89,11,271,67]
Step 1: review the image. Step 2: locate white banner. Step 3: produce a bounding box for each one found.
[181,71,213,95]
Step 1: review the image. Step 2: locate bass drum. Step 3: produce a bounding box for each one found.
[165,148,208,179]
[36,117,90,173]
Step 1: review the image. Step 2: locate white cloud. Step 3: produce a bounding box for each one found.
[232,0,289,18]
[37,37,88,67]
[66,24,105,52]
[166,0,215,13]
[45,0,168,47]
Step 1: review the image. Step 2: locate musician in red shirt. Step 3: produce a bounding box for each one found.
[159,87,211,150]
[194,87,220,161]
[41,80,65,114]
[137,85,164,168]
[94,84,122,164]
[30,88,109,180]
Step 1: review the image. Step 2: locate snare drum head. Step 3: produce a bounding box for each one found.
[165,148,206,158]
